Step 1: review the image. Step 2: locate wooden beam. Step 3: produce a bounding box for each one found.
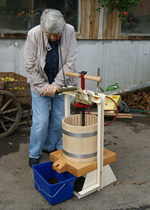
[50,148,117,177]
[84,111,132,119]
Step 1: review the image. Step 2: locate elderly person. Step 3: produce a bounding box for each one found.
[24,9,78,167]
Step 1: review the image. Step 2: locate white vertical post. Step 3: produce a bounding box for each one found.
[97,103,101,190]
[97,94,105,190]
[65,94,70,117]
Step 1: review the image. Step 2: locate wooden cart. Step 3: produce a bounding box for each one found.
[0,72,31,139]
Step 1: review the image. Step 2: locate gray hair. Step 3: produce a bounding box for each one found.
[40,9,65,33]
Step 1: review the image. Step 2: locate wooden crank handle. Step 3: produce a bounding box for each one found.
[65,71,102,82]
[52,160,67,173]
[65,72,80,78]
[84,75,102,82]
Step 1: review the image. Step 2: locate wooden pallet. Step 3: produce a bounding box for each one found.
[50,148,116,177]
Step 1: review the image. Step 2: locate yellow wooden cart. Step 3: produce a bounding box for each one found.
[0,72,31,139]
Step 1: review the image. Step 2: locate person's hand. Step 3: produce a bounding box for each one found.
[43,84,57,97]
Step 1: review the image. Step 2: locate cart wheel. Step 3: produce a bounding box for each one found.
[0,90,21,139]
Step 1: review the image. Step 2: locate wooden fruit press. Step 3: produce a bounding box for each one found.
[50,71,117,199]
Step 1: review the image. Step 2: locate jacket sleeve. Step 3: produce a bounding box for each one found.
[52,27,78,88]
[24,32,48,95]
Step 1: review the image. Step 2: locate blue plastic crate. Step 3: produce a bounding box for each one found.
[32,161,77,205]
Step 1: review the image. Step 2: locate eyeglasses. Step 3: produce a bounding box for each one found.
[45,32,61,41]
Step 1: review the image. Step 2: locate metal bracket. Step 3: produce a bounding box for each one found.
[75,88,92,105]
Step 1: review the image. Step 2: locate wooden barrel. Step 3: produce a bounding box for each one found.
[62,114,98,163]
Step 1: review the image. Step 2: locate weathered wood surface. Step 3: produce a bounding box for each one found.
[76,0,100,39]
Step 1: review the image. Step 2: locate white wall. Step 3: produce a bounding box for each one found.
[0,40,26,76]
[76,40,150,92]
[0,39,150,92]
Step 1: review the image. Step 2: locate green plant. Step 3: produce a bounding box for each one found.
[97,0,143,26]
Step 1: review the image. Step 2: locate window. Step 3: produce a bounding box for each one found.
[0,0,30,31]
[121,0,150,35]
[0,0,79,35]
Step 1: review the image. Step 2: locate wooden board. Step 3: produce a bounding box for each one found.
[87,111,132,119]
[50,148,117,177]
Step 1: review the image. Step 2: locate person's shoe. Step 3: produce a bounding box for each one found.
[42,149,56,153]
[29,158,39,167]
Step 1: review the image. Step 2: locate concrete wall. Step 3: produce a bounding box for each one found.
[0,40,25,76]
[0,39,150,92]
